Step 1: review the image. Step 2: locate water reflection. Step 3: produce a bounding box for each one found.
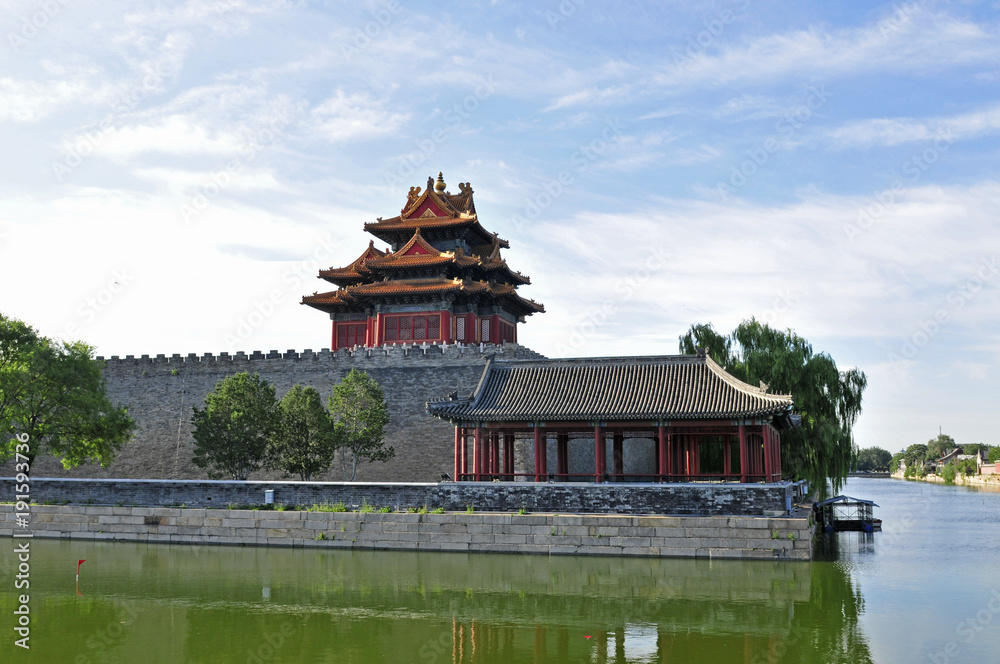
[0,539,875,663]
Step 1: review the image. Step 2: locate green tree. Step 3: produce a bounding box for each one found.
[989,447,1000,464]
[680,319,867,493]
[902,443,928,471]
[855,447,892,472]
[927,433,956,461]
[191,372,277,480]
[267,385,338,481]
[329,369,392,481]
[962,443,986,456]
[1,314,134,468]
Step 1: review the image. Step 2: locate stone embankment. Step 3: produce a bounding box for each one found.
[889,470,1000,490]
[0,504,814,561]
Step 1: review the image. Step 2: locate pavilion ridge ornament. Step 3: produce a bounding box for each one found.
[302,173,543,350]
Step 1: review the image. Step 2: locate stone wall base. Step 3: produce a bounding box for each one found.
[1,505,814,561]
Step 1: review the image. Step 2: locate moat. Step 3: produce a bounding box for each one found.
[2,478,998,663]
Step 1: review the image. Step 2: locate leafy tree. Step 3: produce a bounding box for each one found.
[855,447,892,472]
[680,319,867,493]
[1,314,134,468]
[329,369,392,481]
[989,447,1000,464]
[267,385,338,481]
[940,462,957,484]
[962,443,986,456]
[927,433,956,461]
[192,372,277,480]
[902,443,928,471]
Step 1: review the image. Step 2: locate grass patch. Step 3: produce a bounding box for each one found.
[309,501,347,513]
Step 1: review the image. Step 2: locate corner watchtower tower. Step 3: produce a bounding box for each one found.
[302,173,544,349]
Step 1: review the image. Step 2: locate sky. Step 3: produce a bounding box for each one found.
[1,0,998,452]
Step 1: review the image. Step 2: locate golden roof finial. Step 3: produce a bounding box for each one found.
[435,172,446,193]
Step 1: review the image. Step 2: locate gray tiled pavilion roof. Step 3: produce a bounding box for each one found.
[426,354,795,424]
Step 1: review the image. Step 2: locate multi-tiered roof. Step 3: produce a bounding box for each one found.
[302,174,543,348]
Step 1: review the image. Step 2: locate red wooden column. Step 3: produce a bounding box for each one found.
[461,429,468,480]
[533,426,543,482]
[682,435,691,478]
[473,427,482,481]
[594,425,606,482]
[723,434,732,478]
[557,433,569,480]
[482,431,490,478]
[657,426,667,482]
[774,428,782,480]
[504,433,515,480]
[538,431,548,480]
[667,431,675,478]
[692,437,700,476]
[612,432,624,481]
[454,427,462,481]
[738,425,748,483]
[762,425,773,482]
[491,433,501,477]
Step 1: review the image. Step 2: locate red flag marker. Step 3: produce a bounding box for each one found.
[76,559,86,579]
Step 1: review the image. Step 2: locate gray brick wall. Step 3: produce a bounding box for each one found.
[7,478,794,516]
[1,343,543,483]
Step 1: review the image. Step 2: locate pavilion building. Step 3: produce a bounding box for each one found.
[427,352,797,484]
[302,173,543,350]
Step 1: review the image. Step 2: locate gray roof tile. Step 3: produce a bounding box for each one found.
[427,354,794,423]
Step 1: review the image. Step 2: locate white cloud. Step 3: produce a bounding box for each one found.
[824,103,1000,148]
[307,91,409,143]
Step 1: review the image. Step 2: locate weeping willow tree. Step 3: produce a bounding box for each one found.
[680,319,867,495]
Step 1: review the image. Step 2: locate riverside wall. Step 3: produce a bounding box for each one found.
[2,478,796,516]
[0,343,543,483]
[0,504,815,561]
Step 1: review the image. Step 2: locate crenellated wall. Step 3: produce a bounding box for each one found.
[2,343,544,483]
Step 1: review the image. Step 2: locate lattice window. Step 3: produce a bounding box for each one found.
[385,317,399,342]
[413,315,427,340]
[456,317,466,341]
[428,315,440,339]
[337,325,348,348]
[399,316,412,340]
[480,318,490,342]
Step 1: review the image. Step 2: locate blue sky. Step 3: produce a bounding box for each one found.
[1,0,998,452]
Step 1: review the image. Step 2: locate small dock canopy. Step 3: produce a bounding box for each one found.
[815,495,881,533]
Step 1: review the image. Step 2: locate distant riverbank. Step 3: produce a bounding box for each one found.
[889,470,1000,491]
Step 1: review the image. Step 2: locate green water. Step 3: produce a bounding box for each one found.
[2,478,998,663]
